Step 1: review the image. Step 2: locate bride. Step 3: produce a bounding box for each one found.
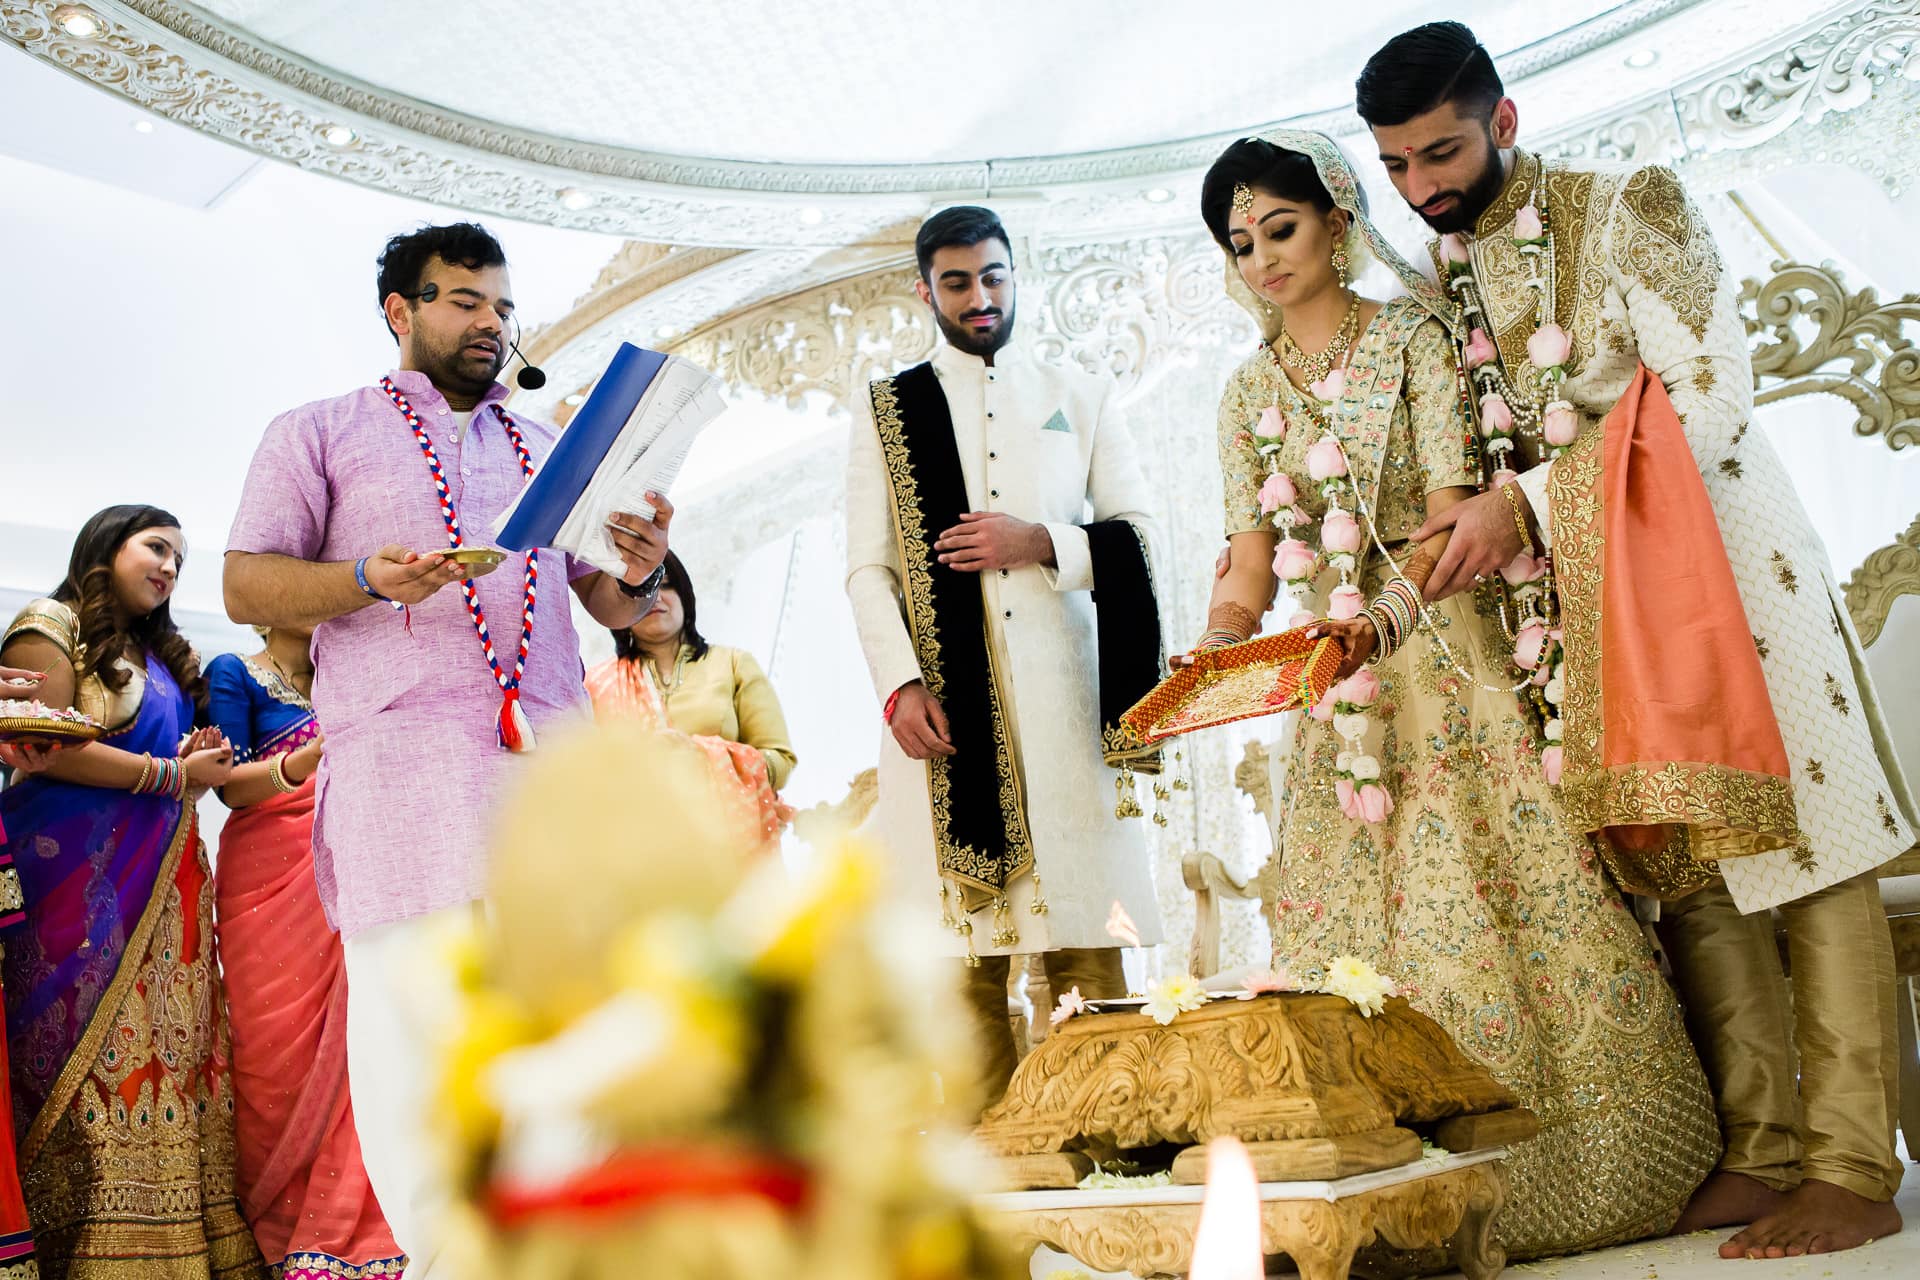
[1190,129,1720,1260]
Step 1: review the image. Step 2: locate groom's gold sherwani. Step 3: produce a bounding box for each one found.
[1445,148,1912,1203]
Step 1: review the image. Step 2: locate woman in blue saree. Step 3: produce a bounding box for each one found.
[0,505,264,1279]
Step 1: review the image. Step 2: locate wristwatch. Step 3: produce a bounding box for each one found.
[617,563,666,600]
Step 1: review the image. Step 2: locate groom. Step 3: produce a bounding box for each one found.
[1355,21,1915,1260]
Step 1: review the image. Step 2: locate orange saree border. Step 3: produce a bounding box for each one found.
[1546,365,1798,898]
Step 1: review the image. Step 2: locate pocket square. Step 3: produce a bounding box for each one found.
[1041,409,1071,433]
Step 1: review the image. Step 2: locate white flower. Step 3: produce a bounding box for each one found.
[1319,954,1396,1018]
[1141,974,1208,1025]
[1335,750,1355,774]
[1543,677,1565,704]
[1333,712,1370,742]
[1050,985,1089,1027]
[1349,755,1381,782]
[1543,717,1564,744]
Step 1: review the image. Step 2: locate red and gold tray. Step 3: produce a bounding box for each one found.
[1120,628,1342,745]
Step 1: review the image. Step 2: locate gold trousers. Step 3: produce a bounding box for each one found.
[1657,869,1902,1202]
[959,947,1126,1113]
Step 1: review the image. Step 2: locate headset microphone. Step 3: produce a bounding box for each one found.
[509,337,547,390]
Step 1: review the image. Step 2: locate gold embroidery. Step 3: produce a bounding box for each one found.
[1806,759,1827,785]
[1719,457,1744,478]
[1880,793,1901,837]
[1614,167,1723,342]
[1753,634,1770,661]
[1559,762,1799,856]
[0,868,20,915]
[1771,551,1799,594]
[279,1253,408,1278]
[1790,833,1818,873]
[1825,674,1851,716]
[867,377,1034,915]
[1690,362,1717,396]
[1547,417,1606,781]
[17,815,264,1277]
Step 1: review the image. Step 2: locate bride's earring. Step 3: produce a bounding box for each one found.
[1331,242,1351,288]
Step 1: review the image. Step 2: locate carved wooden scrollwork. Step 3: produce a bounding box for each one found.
[1843,514,1920,646]
[1740,260,1920,450]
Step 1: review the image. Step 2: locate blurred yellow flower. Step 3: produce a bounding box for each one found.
[440,989,536,1152]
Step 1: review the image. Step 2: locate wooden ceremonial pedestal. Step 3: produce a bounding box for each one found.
[973,993,1537,1279]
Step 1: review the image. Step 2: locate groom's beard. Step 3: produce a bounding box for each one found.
[1409,145,1509,235]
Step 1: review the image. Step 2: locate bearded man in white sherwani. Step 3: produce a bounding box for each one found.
[844,206,1165,1107]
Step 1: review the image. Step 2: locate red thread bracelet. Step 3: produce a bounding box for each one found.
[883,687,902,724]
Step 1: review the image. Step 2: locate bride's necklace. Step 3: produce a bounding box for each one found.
[1276,290,1361,387]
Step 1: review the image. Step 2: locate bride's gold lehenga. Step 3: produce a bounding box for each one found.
[1210,133,1720,1257]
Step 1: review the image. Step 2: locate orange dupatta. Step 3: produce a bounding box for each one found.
[1545,365,1799,898]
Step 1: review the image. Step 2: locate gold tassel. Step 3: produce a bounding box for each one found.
[1030,870,1049,915]
[939,881,957,932]
[959,917,979,967]
[1171,749,1190,791]
[991,896,1018,949]
[1114,766,1144,819]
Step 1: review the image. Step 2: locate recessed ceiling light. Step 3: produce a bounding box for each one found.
[1143,187,1174,203]
[131,119,155,135]
[320,124,358,148]
[562,393,586,406]
[54,6,102,37]
[654,324,679,340]
[798,206,824,226]
[558,187,595,211]
[1623,48,1659,69]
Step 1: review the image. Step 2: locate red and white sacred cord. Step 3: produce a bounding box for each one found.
[379,377,540,752]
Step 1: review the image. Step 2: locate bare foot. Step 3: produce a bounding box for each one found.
[1718,1178,1902,1258]
[1673,1171,1787,1235]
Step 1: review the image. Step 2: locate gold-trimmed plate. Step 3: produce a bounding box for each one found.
[0,715,104,747]
[439,547,507,577]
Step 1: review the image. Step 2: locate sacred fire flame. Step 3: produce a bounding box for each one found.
[1105,900,1141,949]
[1187,1135,1263,1280]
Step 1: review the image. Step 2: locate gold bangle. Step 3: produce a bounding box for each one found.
[1501,482,1536,555]
[267,755,297,795]
[1205,601,1260,645]
[131,753,154,794]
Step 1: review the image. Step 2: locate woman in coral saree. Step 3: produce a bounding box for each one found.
[207,631,403,1280]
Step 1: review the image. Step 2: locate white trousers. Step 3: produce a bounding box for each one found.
[343,902,478,1280]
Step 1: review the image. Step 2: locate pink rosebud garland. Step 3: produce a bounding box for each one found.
[1327,584,1365,620]
[1321,509,1363,554]
[1527,323,1572,372]
[1308,368,1347,402]
[1540,744,1564,786]
[1254,405,1287,440]
[1440,233,1471,273]
[1513,203,1545,243]
[1257,472,1298,515]
[1463,327,1498,370]
[1273,537,1316,583]
[1478,391,1514,439]
[1542,401,1581,448]
[1513,621,1549,671]
[1305,434,1349,481]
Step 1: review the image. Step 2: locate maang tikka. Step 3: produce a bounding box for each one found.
[1231,182,1256,224]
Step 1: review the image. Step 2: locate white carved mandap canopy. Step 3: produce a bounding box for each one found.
[4,0,1918,969]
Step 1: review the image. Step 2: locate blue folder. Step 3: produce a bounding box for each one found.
[496,342,669,553]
